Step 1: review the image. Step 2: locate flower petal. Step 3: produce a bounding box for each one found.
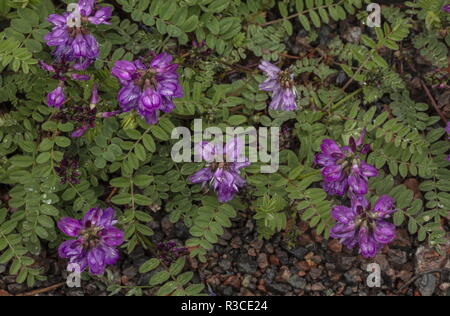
[322,164,343,182]
[99,245,120,265]
[82,207,103,227]
[320,139,342,156]
[87,248,106,275]
[331,205,356,224]
[189,168,213,184]
[348,174,368,195]
[57,218,82,237]
[373,195,396,219]
[100,227,124,247]
[258,61,280,77]
[360,161,378,177]
[58,239,82,258]
[373,220,396,244]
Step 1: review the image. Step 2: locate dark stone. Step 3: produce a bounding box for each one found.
[264,267,277,282]
[344,287,353,296]
[6,283,26,294]
[265,282,292,294]
[219,259,232,271]
[66,289,85,296]
[344,268,363,285]
[285,246,308,260]
[288,275,307,289]
[416,274,437,297]
[338,256,357,271]
[237,255,257,274]
[222,286,234,296]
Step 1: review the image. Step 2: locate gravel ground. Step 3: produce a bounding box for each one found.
[1,210,448,297]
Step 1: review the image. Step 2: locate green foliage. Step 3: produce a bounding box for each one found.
[186,197,236,262]
[406,0,450,30]
[254,194,288,239]
[0,34,37,74]
[275,0,369,33]
[108,256,204,296]
[413,32,449,68]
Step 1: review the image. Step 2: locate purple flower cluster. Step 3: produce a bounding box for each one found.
[331,196,397,258]
[45,0,111,71]
[259,61,297,111]
[58,207,124,275]
[189,138,250,203]
[443,4,450,13]
[55,157,81,185]
[157,241,188,265]
[53,84,99,138]
[315,130,377,198]
[111,52,183,125]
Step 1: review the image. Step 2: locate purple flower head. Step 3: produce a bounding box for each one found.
[58,207,124,275]
[47,86,65,109]
[111,52,183,124]
[54,88,98,138]
[259,61,297,111]
[443,4,450,13]
[189,138,250,203]
[44,1,111,71]
[315,131,377,197]
[54,157,81,185]
[330,195,397,258]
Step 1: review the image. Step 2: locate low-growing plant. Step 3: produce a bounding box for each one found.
[0,0,448,296]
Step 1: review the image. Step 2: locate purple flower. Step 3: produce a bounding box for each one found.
[58,207,124,275]
[330,195,397,258]
[47,86,65,109]
[55,157,81,185]
[44,0,111,71]
[315,130,377,197]
[54,85,98,137]
[189,138,250,203]
[71,125,90,138]
[111,52,183,124]
[259,61,297,111]
[89,7,112,25]
[443,4,450,13]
